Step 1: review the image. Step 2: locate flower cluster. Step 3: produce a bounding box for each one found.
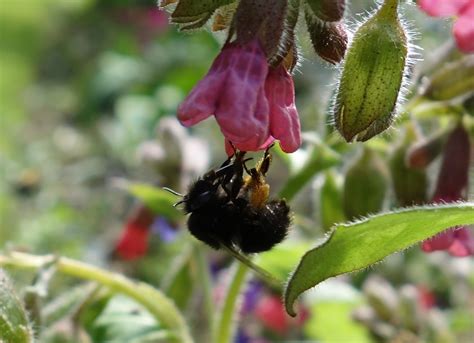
[178,39,301,154]
[418,0,474,53]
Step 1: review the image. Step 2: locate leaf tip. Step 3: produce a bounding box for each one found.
[284,295,297,317]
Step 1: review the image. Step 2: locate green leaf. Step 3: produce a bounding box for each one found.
[256,242,310,281]
[172,0,235,26]
[284,203,474,316]
[92,295,169,343]
[0,270,34,343]
[126,183,183,222]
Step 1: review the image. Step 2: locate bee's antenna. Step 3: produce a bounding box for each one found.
[163,187,183,197]
[215,162,234,175]
[173,200,185,207]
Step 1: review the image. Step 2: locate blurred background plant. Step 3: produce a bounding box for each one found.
[0,0,473,342]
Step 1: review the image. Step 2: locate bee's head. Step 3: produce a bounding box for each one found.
[182,179,220,213]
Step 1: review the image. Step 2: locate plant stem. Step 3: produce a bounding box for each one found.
[195,245,215,336]
[0,252,192,343]
[213,262,248,343]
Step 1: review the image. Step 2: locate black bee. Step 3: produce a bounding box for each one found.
[169,146,291,254]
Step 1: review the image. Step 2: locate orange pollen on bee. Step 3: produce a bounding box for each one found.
[244,175,270,209]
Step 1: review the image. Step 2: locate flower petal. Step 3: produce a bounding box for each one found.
[265,66,302,153]
[177,44,233,126]
[215,40,271,148]
[217,85,270,145]
[421,230,455,252]
[454,4,474,53]
[419,0,470,17]
[224,135,275,156]
[448,227,474,257]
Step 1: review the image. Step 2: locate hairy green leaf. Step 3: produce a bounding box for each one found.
[285,203,474,316]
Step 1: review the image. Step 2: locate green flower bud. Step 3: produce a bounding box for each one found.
[389,125,427,206]
[333,0,408,142]
[420,55,474,101]
[343,148,388,220]
[319,170,345,231]
[398,285,422,333]
[463,94,474,117]
[406,130,447,169]
[363,276,399,323]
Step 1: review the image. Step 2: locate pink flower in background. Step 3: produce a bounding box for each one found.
[254,295,309,334]
[115,205,154,260]
[421,125,473,257]
[422,226,474,257]
[419,0,474,52]
[178,39,301,154]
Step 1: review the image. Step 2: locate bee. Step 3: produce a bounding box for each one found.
[168,145,291,254]
[231,148,291,253]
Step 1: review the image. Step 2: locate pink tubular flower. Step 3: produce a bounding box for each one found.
[419,0,474,53]
[178,39,301,154]
[421,125,474,257]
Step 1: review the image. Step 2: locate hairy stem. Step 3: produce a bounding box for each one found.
[213,262,248,343]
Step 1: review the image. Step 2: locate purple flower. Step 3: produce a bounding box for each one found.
[151,217,178,242]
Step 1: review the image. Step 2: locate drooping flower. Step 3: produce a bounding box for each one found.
[178,39,301,154]
[418,0,474,53]
[421,125,474,257]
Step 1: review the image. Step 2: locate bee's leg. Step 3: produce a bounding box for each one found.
[257,145,273,176]
[227,140,238,155]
